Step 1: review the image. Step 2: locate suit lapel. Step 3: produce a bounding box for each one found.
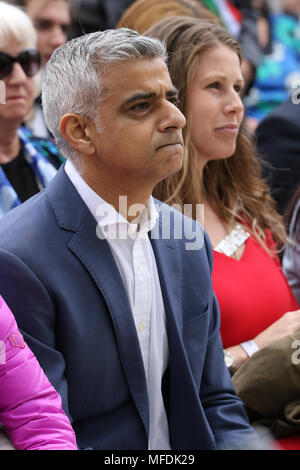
[150,212,216,449]
[150,209,183,334]
[46,168,149,435]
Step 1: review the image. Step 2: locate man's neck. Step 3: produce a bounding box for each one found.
[78,165,153,223]
[94,187,151,224]
[72,167,152,223]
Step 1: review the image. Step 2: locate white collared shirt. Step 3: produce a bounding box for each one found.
[64,160,170,450]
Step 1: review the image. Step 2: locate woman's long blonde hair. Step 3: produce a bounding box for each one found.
[146,16,286,252]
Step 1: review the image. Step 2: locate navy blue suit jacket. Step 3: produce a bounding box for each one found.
[0,167,255,449]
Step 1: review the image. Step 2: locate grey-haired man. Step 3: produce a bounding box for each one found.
[0,28,257,450]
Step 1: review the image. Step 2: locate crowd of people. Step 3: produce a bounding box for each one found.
[0,0,299,451]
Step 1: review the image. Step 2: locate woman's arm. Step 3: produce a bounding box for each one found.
[0,296,78,450]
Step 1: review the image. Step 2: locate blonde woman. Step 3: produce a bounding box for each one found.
[146,17,300,448]
[147,17,300,376]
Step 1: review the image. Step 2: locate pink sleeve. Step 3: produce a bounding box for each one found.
[0,296,77,450]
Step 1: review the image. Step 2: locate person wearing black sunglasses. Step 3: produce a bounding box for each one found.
[0,49,41,82]
[8,0,71,138]
[0,1,63,217]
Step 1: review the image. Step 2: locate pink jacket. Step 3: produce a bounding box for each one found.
[0,296,77,450]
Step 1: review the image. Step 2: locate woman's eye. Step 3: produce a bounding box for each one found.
[234,84,243,94]
[207,82,220,90]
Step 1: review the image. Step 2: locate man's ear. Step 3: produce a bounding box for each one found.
[59,114,96,156]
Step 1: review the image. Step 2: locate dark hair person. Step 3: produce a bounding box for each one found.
[283,185,300,306]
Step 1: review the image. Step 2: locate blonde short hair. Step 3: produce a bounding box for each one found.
[0,1,37,48]
[0,2,41,101]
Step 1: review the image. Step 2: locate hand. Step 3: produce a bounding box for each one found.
[254,309,300,349]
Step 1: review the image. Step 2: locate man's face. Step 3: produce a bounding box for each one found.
[27,0,71,67]
[87,57,186,192]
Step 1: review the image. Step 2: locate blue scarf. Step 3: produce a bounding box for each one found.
[0,127,57,216]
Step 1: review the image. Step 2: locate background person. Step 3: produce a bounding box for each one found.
[8,0,72,137]
[0,1,62,217]
[245,0,300,131]
[117,0,262,90]
[24,0,71,69]
[69,0,135,37]
[283,185,300,305]
[116,0,219,31]
[255,94,300,216]
[8,0,71,67]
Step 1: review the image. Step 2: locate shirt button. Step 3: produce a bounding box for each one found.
[136,321,144,332]
[128,225,137,236]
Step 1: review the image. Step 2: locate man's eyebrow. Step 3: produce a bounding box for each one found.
[121,87,179,107]
[166,88,179,98]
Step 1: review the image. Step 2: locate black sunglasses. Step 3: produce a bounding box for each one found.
[0,49,41,80]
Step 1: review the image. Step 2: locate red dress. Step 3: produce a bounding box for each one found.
[213,233,299,349]
[212,232,300,450]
